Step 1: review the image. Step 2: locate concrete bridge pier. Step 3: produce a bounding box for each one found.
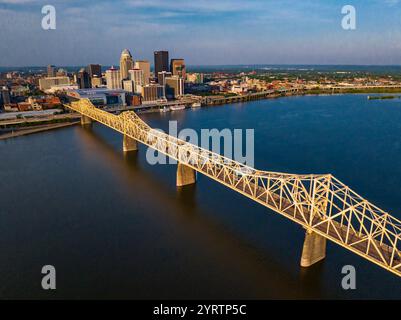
[80,115,92,125]
[300,229,326,267]
[123,135,138,152]
[177,163,196,187]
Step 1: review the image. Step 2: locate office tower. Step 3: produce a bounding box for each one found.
[47,65,56,77]
[165,75,184,99]
[134,60,151,85]
[87,64,102,78]
[170,59,186,80]
[142,84,165,102]
[154,51,169,82]
[105,67,122,89]
[129,68,144,94]
[77,68,91,89]
[157,71,172,87]
[39,76,70,90]
[1,86,11,106]
[120,49,134,80]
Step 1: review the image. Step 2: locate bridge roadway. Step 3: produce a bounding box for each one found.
[67,99,401,278]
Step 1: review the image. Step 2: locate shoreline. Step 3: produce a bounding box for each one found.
[0,121,79,140]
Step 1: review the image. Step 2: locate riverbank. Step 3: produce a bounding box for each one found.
[0,121,79,140]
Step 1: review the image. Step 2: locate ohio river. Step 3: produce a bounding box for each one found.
[1,94,401,299]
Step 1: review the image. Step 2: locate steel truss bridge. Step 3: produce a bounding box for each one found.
[67,99,401,278]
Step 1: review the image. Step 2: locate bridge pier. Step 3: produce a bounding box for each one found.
[123,135,138,152]
[80,115,92,125]
[300,229,326,267]
[177,163,196,187]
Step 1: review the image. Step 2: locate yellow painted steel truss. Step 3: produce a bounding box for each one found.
[68,99,401,277]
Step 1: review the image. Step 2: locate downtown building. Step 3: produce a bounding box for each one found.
[154,51,169,83]
[165,75,184,99]
[141,84,165,103]
[105,67,122,90]
[134,60,151,85]
[120,49,134,80]
[170,59,186,80]
[39,76,70,91]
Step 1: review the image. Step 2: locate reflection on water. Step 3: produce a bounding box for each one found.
[1,95,401,299]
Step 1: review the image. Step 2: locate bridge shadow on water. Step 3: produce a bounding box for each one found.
[72,124,335,299]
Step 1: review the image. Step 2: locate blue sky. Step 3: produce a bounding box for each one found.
[1,0,401,66]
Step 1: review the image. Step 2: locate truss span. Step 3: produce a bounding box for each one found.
[67,99,401,278]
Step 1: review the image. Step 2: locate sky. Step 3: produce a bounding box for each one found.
[1,0,401,67]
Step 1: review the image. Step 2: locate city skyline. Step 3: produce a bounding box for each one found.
[1,0,401,67]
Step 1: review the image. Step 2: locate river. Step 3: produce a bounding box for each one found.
[1,94,401,299]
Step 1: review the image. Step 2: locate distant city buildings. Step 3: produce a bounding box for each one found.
[105,67,122,90]
[186,73,204,84]
[87,64,102,78]
[154,51,169,83]
[120,49,134,80]
[77,68,91,89]
[47,65,56,77]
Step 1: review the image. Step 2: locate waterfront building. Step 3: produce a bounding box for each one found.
[56,68,67,77]
[77,68,91,89]
[105,67,122,90]
[39,76,70,91]
[170,59,186,80]
[141,84,165,103]
[120,49,134,80]
[134,60,151,85]
[165,75,184,99]
[154,51,169,82]
[66,88,126,106]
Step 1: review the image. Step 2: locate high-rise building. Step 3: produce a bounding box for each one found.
[120,49,134,80]
[87,64,102,78]
[170,59,186,80]
[129,68,144,94]
[154,51,169,82]
[47,65,56,77]
[106,67,122,89]
[77,68,91,89]
[0,86,11,106]
[142,84,165,103]
[134,60,151,85]
[165,75,184,99]
[157,71,172,87]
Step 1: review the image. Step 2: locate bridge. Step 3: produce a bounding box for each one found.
[67,98,401,278]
